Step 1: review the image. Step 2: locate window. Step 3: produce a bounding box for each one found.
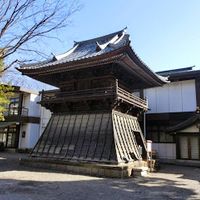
[0,125,18,148]
[8,95,20,115]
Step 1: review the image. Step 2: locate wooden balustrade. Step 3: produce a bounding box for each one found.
[4,107,29,116]
[41,86,148,110]
[117,87,148,110]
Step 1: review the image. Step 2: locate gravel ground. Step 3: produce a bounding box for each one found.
[0,152,200,200]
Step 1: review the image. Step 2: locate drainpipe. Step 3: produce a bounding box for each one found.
[143,97,148,138]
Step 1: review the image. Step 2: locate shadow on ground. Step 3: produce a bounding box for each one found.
[0,152,199,200]
[159,164,200,182]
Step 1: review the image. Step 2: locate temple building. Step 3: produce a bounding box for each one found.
[18,29,166,177]
[144,66,200,164]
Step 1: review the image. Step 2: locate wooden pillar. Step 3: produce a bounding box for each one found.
[176,134,180,159]
[115,79,118,94]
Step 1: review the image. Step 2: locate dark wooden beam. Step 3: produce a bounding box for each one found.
[146,112,194,122]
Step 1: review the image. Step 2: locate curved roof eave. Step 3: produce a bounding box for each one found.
[166,114,200,133]
[18,51,125,76]
[17,29,168,88]
[18,46,168,88]
[123,46,168,86]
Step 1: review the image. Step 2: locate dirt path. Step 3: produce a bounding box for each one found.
[0,152,200,200]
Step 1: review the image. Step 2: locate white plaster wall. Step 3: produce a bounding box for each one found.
[28,123,40,148]
[144,88,157,112]
[168,82,182,112]
[144,80,196,113]
[156,86,169,112]
[19,123,40,149]
[22,93,40,117]
[39,106,52,136]
[29,94,40,117]
[18,124,30,149]
[152,143,176,159]
[22,93,30,111]
[19,92,48,149]
[182,82,196,111]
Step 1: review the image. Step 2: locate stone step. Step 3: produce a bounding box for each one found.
[132,166,149,177]
[133,160,148,168]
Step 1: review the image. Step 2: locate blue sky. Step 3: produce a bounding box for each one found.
[33,0,200,72]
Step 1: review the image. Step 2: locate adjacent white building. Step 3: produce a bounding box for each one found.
[144,66,200,163]
[0,69,53,150]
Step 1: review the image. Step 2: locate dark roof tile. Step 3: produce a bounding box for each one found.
[21,28,129,70]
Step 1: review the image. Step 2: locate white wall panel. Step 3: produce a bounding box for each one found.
[144,88,157,113]
[19,123,40,149]
[22,94,30,110]
[145,79,196,113]
[29,94,40,117]
[22,93,40,117]
[152,143,176,159]
[181,80,196,111]
[156,86,169,112]
[169,82,182,112]
[19,124,30,149]
[28,123,40,148]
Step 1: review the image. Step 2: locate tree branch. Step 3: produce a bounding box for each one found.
[0,0,82,70]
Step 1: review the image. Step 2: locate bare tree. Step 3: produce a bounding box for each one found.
[0,0,81,70]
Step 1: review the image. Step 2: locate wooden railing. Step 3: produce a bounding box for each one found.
[117,87,148,110]
[41,86,148,110]
[41,89,57,101]
[41,87,115,102]
[4,107,29,116]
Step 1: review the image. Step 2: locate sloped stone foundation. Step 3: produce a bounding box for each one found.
[24,110,148,177]
[20,157,148,178]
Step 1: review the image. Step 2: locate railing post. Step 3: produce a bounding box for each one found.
[115,79,118,95]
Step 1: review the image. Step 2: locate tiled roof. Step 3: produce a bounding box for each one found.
[156,66,195,76]
[18,29,168,87]
[166,113,200,133]
[21,28,129,70]
[156,66,200,82]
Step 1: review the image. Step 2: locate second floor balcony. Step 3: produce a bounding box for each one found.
[41,85,148,111]
[4,107,29,117]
